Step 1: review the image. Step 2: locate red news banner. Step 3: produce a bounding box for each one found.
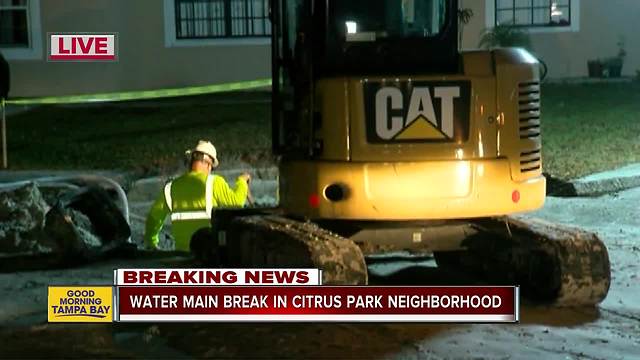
[114,269,519,323]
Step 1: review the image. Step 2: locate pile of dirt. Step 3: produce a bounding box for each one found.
[0,183,130,265]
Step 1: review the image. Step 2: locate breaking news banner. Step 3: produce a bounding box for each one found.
[114,268,323,286]
[116,285,518,323]
[48,269,519,323]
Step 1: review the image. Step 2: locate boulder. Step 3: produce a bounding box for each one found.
[0,183,131,269]
[0,183,52,253]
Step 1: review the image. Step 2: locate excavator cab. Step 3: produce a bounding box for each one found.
[205,0,610,306]
[272,0,459,157]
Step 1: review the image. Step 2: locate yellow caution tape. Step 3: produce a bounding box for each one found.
[4,78,271,105]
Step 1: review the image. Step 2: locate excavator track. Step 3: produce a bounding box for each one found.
[447,216,611,306]
[222,214,368,285]
[210,211,609,306]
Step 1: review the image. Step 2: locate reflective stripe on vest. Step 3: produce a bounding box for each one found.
[171,211,209,221]
[164,174,215,221]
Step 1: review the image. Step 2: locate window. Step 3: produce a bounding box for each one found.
[0,0,41,59]
[0,0,29,47]
[174,0,270,39]
[495,0,571,28]
[334,0,449,41]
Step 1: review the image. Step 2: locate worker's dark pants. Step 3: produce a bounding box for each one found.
[190,227,226,266]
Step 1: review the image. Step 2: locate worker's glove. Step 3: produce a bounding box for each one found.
[239,173,251,184]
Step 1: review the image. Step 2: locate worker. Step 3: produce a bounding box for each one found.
[0,51,9,99]
[144,140,250,251]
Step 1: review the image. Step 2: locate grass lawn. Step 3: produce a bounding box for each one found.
[541,82,640,179]
[5,92,272,175]
[4,82,640,179]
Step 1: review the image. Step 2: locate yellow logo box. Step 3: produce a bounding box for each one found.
[48,286,113,323]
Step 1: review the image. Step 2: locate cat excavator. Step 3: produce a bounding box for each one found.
[202,0,610,306]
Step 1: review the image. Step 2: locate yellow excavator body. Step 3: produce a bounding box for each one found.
[280,50,546,221]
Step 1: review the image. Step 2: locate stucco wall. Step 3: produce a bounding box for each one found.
[4,0,639,95]
[4,0,271,97]
[460,0,639,79]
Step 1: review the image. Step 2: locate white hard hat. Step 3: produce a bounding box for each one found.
[187,140,219,168]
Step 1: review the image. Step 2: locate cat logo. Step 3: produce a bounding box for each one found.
[364,81,471,143]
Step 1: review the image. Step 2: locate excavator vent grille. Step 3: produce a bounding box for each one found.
[518,81,542,173]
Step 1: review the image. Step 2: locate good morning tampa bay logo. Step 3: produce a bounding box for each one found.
[364,80,471,143]
[48,287,113,323]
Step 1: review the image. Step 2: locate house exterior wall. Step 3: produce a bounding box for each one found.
[460,0,639,79]
[3,0,271,97]
[3,0,639,96]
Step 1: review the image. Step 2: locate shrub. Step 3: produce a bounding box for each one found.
[479,25,532,50]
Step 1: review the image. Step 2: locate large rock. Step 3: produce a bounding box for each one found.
[0,183,130,259]
[44,204,102,261]
[0,184,52,253]
[66,186,130,245]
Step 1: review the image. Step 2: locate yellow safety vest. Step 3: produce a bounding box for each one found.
[144,171,248,251]
[164,174,215,221]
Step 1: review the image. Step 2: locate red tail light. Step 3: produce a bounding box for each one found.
[512,190,521,203]
[309,194,321,208]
